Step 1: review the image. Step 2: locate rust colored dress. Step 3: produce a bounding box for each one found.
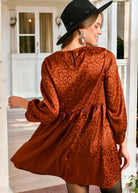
[11,46,127,189]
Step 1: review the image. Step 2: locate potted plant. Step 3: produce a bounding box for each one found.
[117,36,124,59]
[125,175,138,193]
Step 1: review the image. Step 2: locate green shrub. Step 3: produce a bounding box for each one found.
[117,36,124,59]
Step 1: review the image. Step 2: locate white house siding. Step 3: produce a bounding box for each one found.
[2,2,11,99]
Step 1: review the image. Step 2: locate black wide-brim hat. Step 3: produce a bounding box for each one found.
[56,0,113,45]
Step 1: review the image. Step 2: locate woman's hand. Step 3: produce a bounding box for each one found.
[118,137,130,171]
[8,96,29,110]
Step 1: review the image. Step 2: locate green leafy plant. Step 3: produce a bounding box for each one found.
[126,175,138,193]
[117,36,124,59]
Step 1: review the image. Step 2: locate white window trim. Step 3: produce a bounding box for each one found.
[16,6,57,54]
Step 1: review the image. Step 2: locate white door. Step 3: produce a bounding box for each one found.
[12,7,57,98]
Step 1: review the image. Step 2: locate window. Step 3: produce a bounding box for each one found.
[19,13,35,53]
[17,8,54,54]
[39,13,53,53]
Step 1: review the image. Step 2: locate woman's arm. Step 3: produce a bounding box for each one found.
[104,51,127,145]
[118,136,130,171]
[104,51,130,170]
[8,96,29,110]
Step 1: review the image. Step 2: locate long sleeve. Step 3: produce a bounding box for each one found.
[104,52,127,145]
[25,58,59,123]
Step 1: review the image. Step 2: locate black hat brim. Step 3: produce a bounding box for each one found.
[56,1,112,45]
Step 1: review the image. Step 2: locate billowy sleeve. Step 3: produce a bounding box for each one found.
[105,52,127,145]
[25,58,59,123]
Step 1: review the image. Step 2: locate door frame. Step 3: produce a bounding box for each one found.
[11,6,58,98]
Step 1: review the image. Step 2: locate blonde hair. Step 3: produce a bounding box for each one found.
[61,12,103,49]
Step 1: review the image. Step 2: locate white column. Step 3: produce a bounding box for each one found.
[0,0,13,192]
[96,1,108,49]
[124,1,130,59]
[108,1,117,57]
[122,0,138,190]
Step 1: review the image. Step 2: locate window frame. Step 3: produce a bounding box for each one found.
[16,6,57,55]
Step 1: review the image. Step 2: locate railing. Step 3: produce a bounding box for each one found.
[117,59,127,100]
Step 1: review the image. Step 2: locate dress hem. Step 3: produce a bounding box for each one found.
[11,161,121,189]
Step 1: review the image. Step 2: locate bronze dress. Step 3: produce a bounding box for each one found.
[11,46,127,189]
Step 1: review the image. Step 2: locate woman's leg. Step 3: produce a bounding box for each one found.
[100,179,122,193]
[66,182,89,193]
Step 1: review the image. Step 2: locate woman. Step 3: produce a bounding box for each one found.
[9,0,130,193]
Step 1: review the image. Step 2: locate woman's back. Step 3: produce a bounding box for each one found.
[46,46,107,112]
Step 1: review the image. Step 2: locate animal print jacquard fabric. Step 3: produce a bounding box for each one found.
[11,46,127,189]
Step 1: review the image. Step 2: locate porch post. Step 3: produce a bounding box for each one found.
[0,0,13,192]
[108,1,117,57]
[122,0,138,189]
[124,1,130,59]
